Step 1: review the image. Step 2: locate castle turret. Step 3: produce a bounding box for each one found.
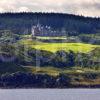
[31,21,42,36]
[32,26,36,36]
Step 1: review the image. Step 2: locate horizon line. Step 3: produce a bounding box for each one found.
[0,11,100,19]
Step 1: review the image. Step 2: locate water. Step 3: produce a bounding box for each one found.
[0,89,100,100]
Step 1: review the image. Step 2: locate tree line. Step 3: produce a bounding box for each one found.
[0,12,100,36]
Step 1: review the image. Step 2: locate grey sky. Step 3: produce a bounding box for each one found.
[0,0,100,17]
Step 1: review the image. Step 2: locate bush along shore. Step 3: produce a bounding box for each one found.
[0,72,100,88]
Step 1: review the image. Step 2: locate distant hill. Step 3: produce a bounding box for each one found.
[0,12,100,36]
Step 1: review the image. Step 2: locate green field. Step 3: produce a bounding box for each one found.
[33,43,99,53]
[35,36,67,40]
[20,39,100,53]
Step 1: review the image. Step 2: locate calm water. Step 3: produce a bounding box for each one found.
[0,89,100,100]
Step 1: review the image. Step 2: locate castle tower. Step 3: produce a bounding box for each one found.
[32,21,42,37]
[31,26,36,36]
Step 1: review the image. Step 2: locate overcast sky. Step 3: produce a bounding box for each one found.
[0,0,100,17]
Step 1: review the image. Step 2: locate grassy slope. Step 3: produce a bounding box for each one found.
[33,43,99,53]
[0,35,99,86]
[4,36,99,84]
[20,39,99,53]
[24,66,100,76]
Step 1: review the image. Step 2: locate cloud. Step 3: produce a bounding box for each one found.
[0,0,100,17]
[17,7,31,12]
[0,8,5,12]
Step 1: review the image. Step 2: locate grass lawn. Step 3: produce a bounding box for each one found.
[33,43,99,53]
[19,39,99,53]
[35,36,67,40]
[19,35,100,53]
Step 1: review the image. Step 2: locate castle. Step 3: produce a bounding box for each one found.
[31,23,66,37]
[32,23,51,36]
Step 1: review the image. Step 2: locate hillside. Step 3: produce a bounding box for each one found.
[0,13,100,88]
[0,13,100,36]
